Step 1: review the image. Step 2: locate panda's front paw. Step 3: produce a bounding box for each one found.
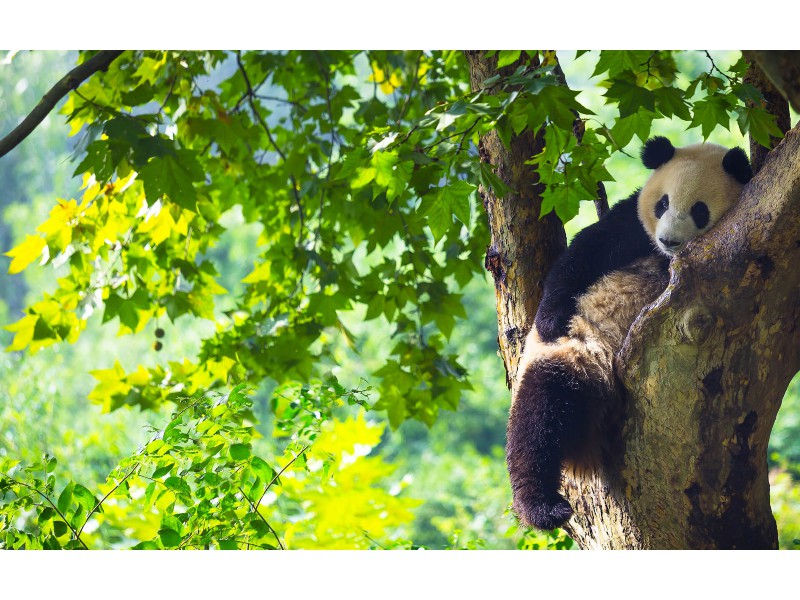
[514,494,573,531]
[534,308,571,343]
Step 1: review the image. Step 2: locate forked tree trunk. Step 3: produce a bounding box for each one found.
[467,50,800,549]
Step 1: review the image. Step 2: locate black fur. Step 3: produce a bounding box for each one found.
[507,359,593,530]
[722,147,754,184]
[655,194,669,219]
[534,194,659,342]
[691,201,710,229]
[641,136,675,169]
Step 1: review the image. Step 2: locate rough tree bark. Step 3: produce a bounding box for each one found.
[464,51,566,387]
[467,50,800,549]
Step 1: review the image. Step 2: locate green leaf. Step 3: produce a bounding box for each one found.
[537,86,592,128]
[497,50,522,69]
[164,476,192,497]
[690,96,733,139]
[654,87,691,121]
[592,51,652,78]
[229,443,251,461]
[152,463,174,478]
[732,83,764,105]
[44,454,57,472]
[387,160,413,204]
[418,180,476,243]
[158,527,182,548]
[607,78,656,118]
[72,484,96,514]
[608,111,655,148]
[737,105,784,148]
[250,456,274,482]
[57,482,74,515]
[103,293,141,330]
[39,507,55,522]
[540,181,589,223]
[372,151,399,187]
[441,180,474,226]
[139,150,204,210]
[475,162,512,197]
[53,520,69,537]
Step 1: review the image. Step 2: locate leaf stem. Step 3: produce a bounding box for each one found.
[77,464,138,539]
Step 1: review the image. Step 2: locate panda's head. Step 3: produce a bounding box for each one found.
[638,136,753,257]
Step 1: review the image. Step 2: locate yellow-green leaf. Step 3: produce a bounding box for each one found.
[5,234,47,274]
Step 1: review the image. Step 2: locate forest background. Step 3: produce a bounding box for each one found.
[1,47,799,551]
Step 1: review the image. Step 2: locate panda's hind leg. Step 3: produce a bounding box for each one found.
[506,358,592,530]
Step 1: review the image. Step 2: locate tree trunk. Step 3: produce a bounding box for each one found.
[468,50,800,549]
[465,51,566,387]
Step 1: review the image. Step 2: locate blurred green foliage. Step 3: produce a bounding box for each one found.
[1,50,798,549]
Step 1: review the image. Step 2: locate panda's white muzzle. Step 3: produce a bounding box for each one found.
[655,211,702,256]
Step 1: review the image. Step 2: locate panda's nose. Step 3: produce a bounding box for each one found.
[659,238,681,249]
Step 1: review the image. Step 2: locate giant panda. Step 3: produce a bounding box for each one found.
[506,136,753,531]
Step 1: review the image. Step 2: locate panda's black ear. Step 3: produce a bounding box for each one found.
[641,136,675,169]
[722,147,753,184]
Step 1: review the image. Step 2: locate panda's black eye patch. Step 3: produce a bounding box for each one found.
[691,201,710,229]
[654,194,669,219]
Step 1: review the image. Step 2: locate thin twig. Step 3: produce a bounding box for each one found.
[313,54,337,252]
[447,119,480,181]
[704,50,734,83]
[362,530,387,549]
[421,119,480,152]
[396,51,423,125]
[238,485,285,550]
[235,51,306,244]
[156,53,184,118]
[387,124,420,151]
[232,69,272,113]
[77,464,138,538]
[0,50,124,159]
[254,94,307,114]
[398,211,428,345]
[256,445,310,508]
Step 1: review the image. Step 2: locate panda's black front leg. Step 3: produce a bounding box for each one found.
[506,359,590,530]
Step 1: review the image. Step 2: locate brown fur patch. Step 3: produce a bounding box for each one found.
[515,255,669,406]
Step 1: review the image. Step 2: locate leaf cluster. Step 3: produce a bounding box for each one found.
[0,382,414,549]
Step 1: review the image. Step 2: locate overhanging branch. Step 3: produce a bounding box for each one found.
[0,50,125,159]
[745,51,800,114]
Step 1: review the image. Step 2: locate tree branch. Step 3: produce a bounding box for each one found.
[0,50,124,159]
[743,58,791,174]
[745,51,800,114]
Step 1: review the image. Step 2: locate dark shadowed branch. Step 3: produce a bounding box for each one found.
[0,50,124,159]
[746,51,800,114]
